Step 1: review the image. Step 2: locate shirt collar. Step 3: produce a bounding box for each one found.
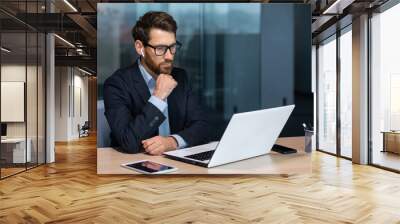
[138,58,154,86]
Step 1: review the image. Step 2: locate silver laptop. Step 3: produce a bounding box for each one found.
[163,105,295,168]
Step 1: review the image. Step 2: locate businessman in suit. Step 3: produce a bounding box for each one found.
[103,11,213,154]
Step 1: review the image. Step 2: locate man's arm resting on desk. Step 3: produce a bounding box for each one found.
[142,135,178,155]
[149,87,188,149]
[145,91,188,152]
[141,134,187,155]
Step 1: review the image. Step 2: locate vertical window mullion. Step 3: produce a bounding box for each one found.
[316,44,320,151]
[336,29,341,157]
[25,0,28,171]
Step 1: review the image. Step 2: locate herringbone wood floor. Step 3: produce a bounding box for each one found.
[1,134,400,223]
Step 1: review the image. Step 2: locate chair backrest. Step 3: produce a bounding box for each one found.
[97,100,111,147]
[82,121,90,129]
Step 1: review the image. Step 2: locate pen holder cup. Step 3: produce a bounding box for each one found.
[304,129,314,153]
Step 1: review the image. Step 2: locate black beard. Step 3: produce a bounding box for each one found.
[144,57,173,76]
[159,61,173,74]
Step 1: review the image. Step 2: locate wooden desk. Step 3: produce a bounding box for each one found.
[97,137,311,175]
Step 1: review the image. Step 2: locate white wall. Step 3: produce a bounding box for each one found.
[1,65,41,137]
[72,72,89,138]
[1,65,26,139]
[55,66,69,141]
[54,67,89,141]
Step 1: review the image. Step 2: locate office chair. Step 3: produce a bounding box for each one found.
[78,121,90,138]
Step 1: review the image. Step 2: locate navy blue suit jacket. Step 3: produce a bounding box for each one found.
[103,60,213,153]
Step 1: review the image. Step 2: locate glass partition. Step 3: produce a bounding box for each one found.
[27,28,38,169]
[0,0,46,179]
[339,27,352,158]
[37,32,45,165]
[1,31,28,177]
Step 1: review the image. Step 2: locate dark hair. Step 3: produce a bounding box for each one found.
[132,11,177,44]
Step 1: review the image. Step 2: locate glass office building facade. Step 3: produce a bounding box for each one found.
[339,27,352,159]
[315,0,400,171]
[317,35,337,155]
[316,26,352,159]
[0,1,46,179]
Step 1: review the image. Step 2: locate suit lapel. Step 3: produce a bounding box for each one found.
[167,88,178,133]
[130,61,151,104]
[129,61,183,134]
[167,71,185,133]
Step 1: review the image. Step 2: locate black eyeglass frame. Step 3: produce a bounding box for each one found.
[144,41,182,56]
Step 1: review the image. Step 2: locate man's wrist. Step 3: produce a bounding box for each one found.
[168,136,178,150]
[153,91,166,101]
[148,96,167,113]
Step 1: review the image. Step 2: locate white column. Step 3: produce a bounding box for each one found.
[45,0,56,163]
[46,32,55,163]
[352,14,369,164]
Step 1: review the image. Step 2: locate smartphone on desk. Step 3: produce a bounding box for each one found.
[271,144,297,154]
[121,160,177,174]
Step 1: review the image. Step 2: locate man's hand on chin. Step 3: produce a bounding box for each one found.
[142,136,178,155]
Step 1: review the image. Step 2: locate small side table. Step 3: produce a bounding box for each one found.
[381,131,400,154]
[1,138,32,164]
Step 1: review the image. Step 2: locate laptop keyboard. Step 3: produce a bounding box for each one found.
[185,150,215,161]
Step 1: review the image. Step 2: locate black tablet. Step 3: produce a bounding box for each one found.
[121,160,178,174]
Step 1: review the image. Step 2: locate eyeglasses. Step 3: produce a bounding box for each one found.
[144,41,182,56]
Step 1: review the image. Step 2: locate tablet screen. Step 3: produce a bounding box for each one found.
[125,161,175,173]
